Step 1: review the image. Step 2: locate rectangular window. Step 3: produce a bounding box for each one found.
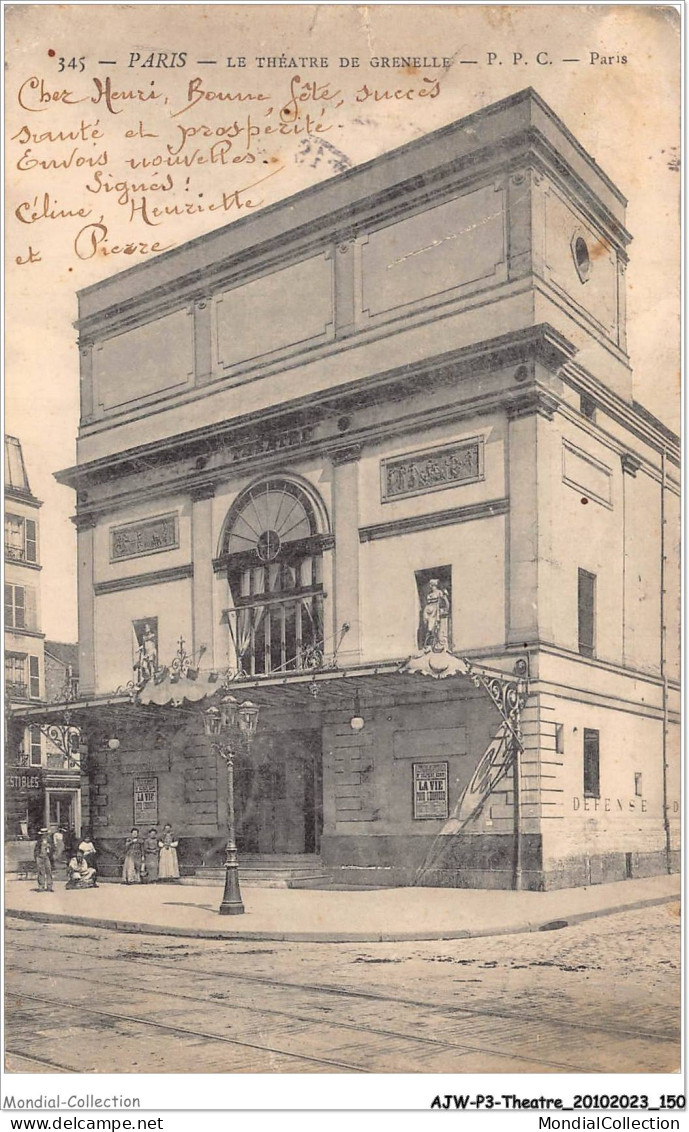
[29,655,40,699]
[5,654,27,698]
[583,728,600,798]
[554,723,565,755]
[29,725,42,766]
[25,519,37,562]
[4,583,37,630]
[580,393,597,422]
[4,514,38,563]
[578,569,596,658]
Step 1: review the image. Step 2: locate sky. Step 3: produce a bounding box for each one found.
[4,3,680,642]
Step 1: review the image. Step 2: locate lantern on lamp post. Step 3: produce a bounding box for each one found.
[203,695,260,916]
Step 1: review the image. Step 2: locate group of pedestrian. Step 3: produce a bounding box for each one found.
[32,824,181,890]
[122,824,180,884]
[33,827,98,892]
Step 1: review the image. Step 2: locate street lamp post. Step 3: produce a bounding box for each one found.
[203,695,260,916]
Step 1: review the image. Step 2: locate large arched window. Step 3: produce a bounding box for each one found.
[218,478,329,676]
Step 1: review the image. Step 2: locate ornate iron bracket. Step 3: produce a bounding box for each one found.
[35,710,82,771]
[461,657,529,750]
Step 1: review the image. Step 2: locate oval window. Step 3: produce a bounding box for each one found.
[573,235,591,282]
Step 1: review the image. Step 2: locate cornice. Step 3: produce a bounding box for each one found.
[74,277,541,439]
[5,627,46,641]
[528,131,631,249]
[190,482,217,502]
[329,444,364,466]
[72,513,98,531]
[4,558,42,572]
[506,388,560,421]
[57,323,578,491]
[555,402,679,492]
[620,452,641,478]
[93,563,193,595]
[359,498,509,543]
[561,362,680,463]
[5,488,42,509]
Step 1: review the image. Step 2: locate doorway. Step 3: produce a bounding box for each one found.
[47,791,79,834]
[235,730,322,855]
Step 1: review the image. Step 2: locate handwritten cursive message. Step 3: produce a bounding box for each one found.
[9,61,443,266]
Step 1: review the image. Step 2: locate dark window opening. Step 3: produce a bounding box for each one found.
[29,655,40,699]
[29,725,42,766]
[578,569,596,658]
[573,235,591,281]
[5,654,27,699]
[554,723,565,755]
[580,393,597,422]
[583,728,600,798]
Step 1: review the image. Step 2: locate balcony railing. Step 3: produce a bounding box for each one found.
[225,591,325,677]
[5,544,26,561]
[6,681,29,699]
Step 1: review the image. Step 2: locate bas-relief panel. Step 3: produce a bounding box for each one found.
[360,184,506,320]
[93,308,194,411]
[93,501,191,583]
[213,252,334,373]
[380,437,484,503]
[543,187,618,339]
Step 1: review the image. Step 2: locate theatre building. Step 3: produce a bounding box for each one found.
[33,89,678,889]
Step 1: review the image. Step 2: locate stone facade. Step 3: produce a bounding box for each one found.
[42,89,680,890]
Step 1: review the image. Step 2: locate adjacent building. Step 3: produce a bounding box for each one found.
[4,435,81,842]
[30,88,678,889]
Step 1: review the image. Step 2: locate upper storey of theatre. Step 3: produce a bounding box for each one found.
[74,87,632,465]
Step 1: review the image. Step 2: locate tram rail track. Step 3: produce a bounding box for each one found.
[4,933,679,1045]
[6,958,584,1074]
[5,989,369,1074]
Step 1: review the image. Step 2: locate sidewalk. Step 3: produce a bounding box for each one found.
[3,872,680,942]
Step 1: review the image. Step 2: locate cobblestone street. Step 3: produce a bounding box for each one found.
[5,901,680,1074]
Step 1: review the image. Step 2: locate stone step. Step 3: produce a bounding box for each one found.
[184,856,332,889]
[180,873,332,889]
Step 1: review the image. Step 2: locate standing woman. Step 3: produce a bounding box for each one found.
[143,828,159,883]
[158,823,180,882]
[122,828,143,884]
[78,829,97,873]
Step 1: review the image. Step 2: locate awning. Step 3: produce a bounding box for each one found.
[138,670,223,706]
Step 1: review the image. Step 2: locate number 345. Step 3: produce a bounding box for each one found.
[58,56,86,72]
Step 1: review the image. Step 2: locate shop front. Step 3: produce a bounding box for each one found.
[5,764,43,841]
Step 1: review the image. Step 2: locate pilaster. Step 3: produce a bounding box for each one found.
[506,389,558,645]
[193,297,212,383]
[190,483,216,662]
[75,514,96,695]
[330,445,362,663]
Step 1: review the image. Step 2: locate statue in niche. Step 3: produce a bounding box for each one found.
[421,578,451,652]
[135,622,158,685]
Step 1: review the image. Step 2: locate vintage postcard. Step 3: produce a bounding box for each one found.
[2,0,682,1116]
